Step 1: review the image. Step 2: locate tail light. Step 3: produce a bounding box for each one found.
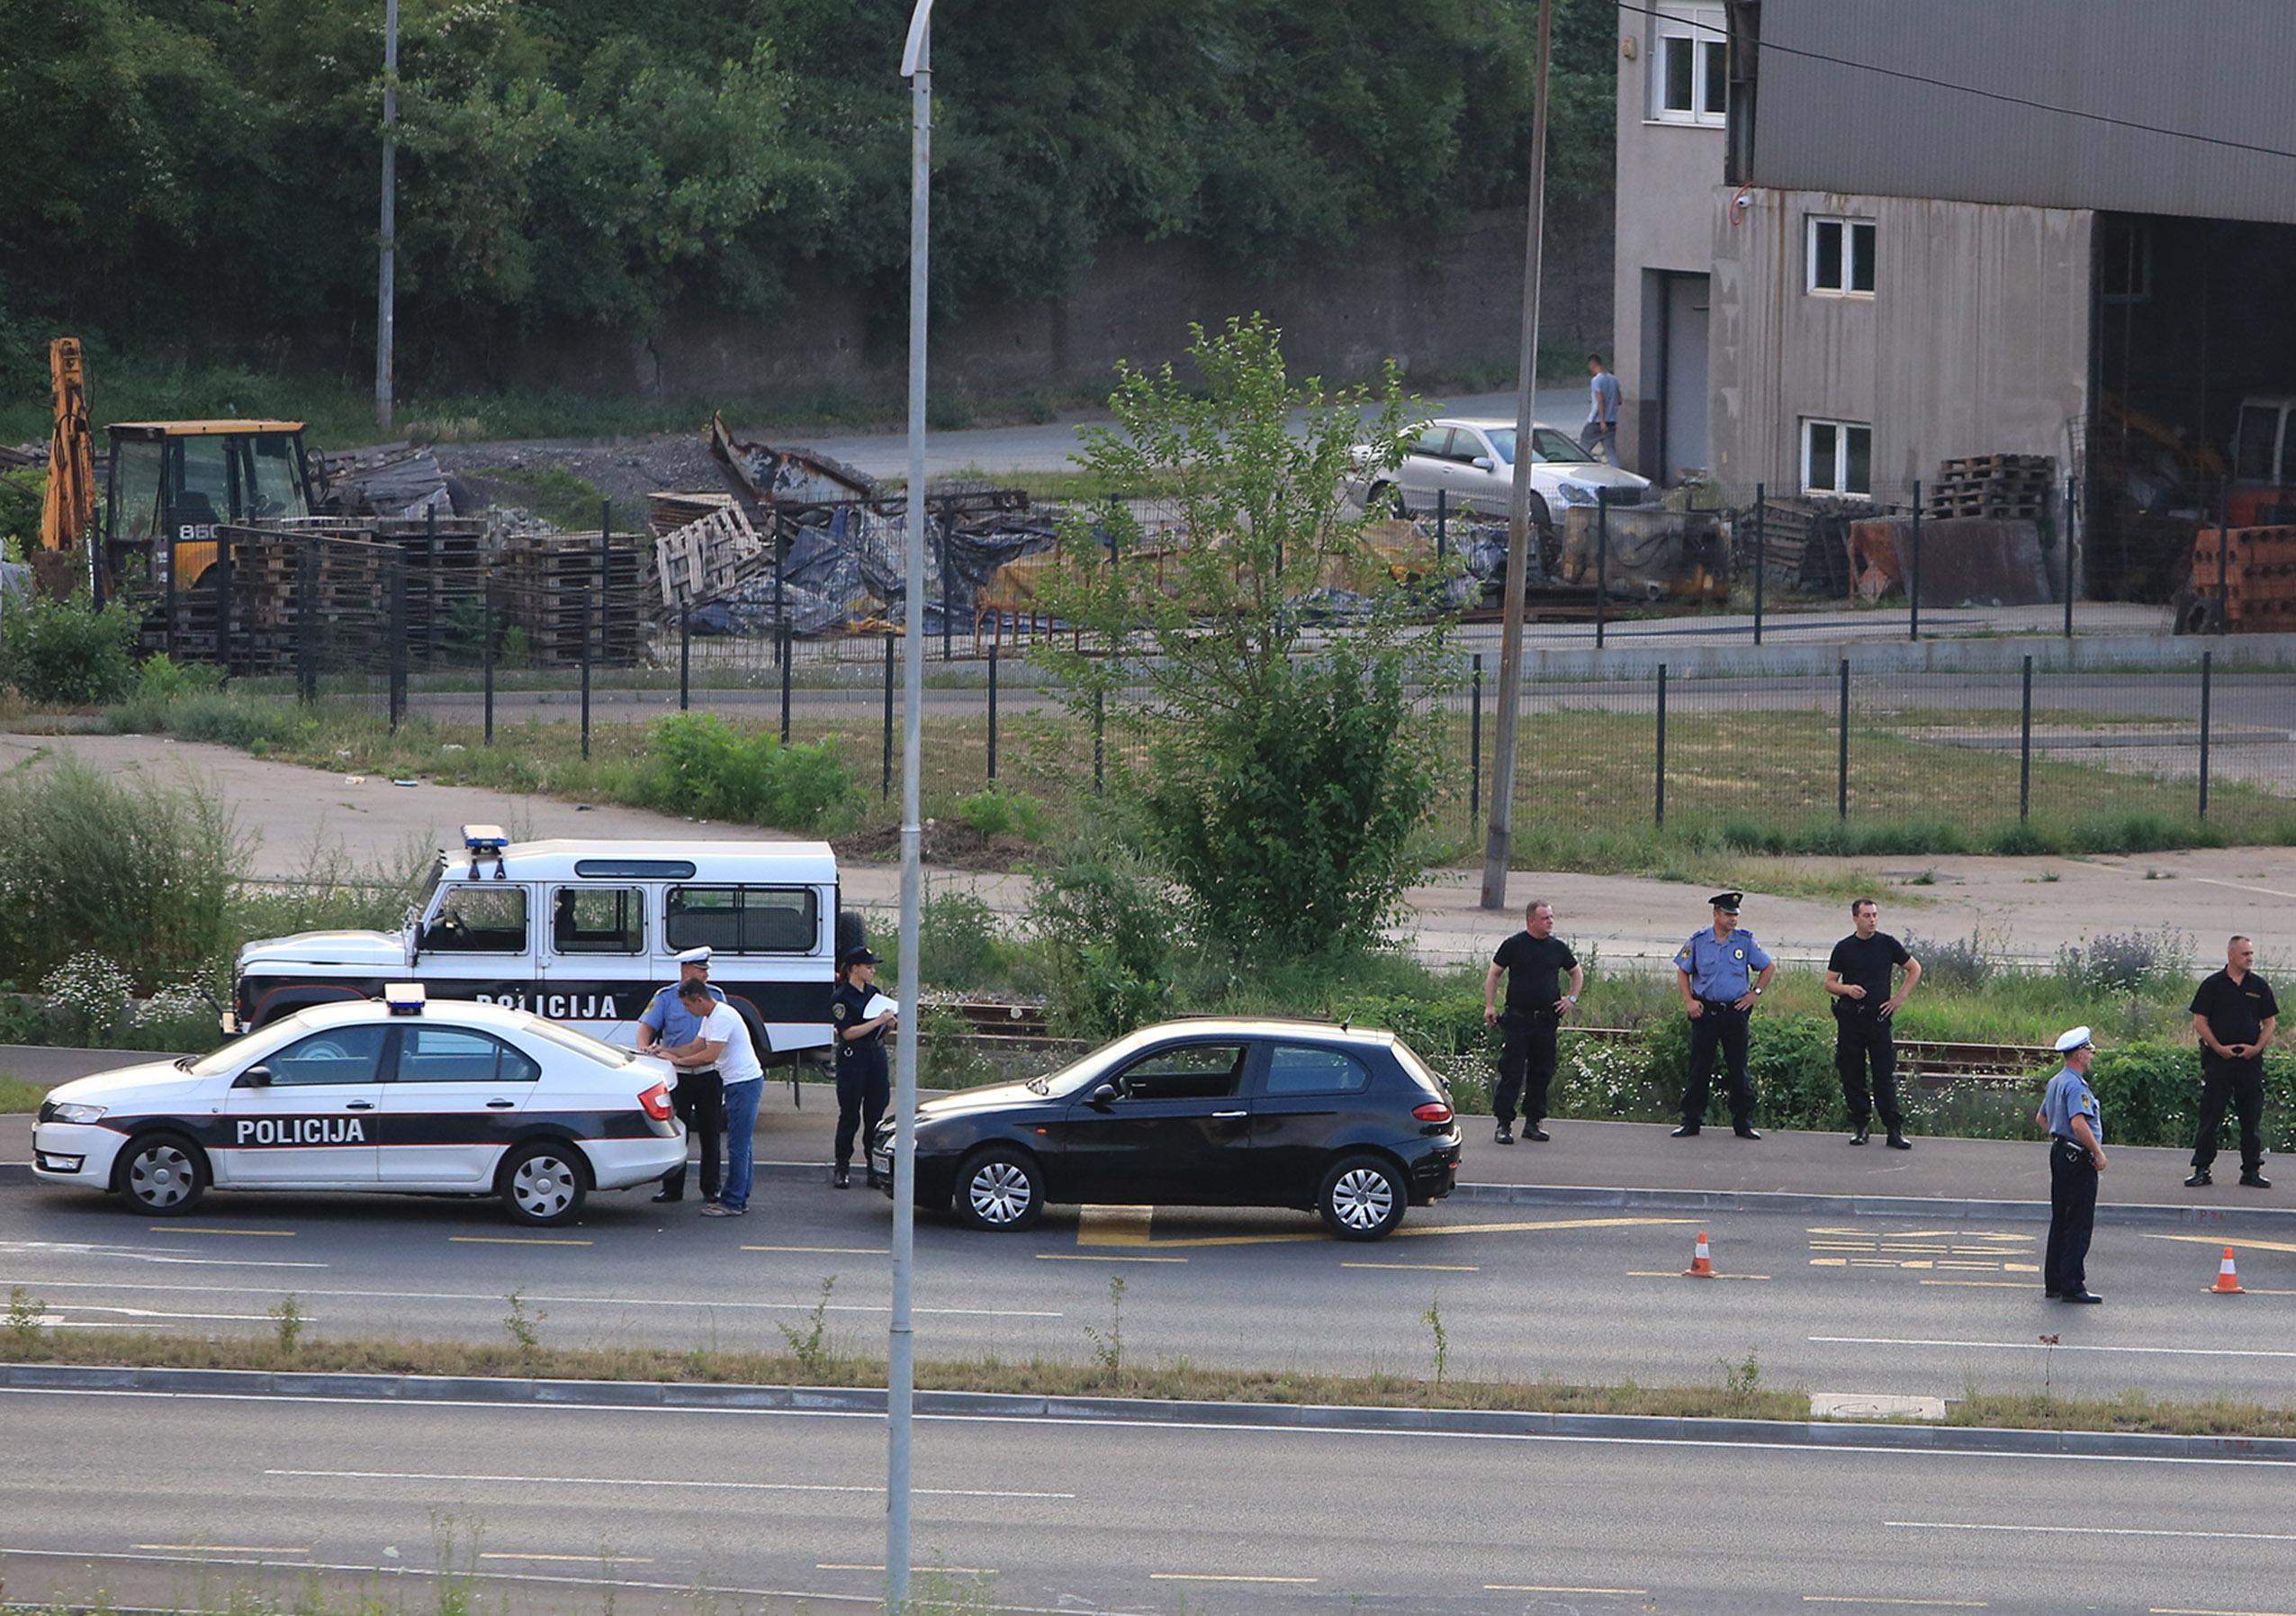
[1412,1100,1454,1124]
[638,1082,674,1122]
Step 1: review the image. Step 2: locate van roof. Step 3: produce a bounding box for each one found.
[445,838,838,885]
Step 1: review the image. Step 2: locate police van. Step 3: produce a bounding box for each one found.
[231,828,854,1061]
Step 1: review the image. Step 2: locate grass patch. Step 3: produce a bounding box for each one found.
[0,1077,45,1113]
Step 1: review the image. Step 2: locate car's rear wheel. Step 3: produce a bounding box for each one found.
[115,1133,209,1216]
[500,1142,589,1226]
[955,1146,1044,1232]
[1318,1153,1407,1241]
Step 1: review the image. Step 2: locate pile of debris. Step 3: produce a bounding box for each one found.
[313,443,455,519]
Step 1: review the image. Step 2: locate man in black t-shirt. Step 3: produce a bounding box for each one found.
[1484,899,1584,1144]
[2187,934,2277,1189]
[1823,898,1922,1149]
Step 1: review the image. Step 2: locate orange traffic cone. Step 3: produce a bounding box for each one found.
[2210,1247,2246,1295]
[1684,1230,1717,1278]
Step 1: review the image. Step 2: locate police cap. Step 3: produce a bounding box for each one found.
[1708,891,1742,914]
[2054,1025,2094,1053]
[842,946,882,968]
[675,945,713,966]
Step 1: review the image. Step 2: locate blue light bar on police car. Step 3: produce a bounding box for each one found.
[383,983,428,1016]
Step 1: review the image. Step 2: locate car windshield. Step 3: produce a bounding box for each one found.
[1023,1025,1171,1096]
[516,1013,639,1066]
[180,1010,322,1075]
[1468,428,1590,466]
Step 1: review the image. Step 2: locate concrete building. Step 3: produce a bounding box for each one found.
[1611,0,2296,598]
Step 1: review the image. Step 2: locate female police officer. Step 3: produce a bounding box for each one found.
[830,947,897,1189]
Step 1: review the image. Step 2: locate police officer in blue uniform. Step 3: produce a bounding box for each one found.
[2037,1026,2107,1303]
[1673,892,1775,1140]
[829,947,896,1190]
[637,945,728,1204]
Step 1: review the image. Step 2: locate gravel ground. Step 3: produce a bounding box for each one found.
[432,434,727,510]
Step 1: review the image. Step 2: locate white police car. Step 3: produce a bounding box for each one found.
[32,987,687,1227]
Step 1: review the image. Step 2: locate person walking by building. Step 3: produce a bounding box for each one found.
[1673,892,1774,1140]
[637,945,727,1205]
[2188,935,2277,1189]
[1824,898,1922,1149]
[1484,900,1583,1144]
[2037,1026,2107,1303]
[1585,354,1622,465]
[665,980,765,1218]
[830,947,896,1189]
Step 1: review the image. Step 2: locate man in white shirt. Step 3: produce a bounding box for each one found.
[670,980,764,1217]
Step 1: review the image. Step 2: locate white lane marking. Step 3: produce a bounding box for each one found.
[480,1553,653,1564]
[1487,1585,1648,1596]
[50,1305,284,1323]
[1151,1574,1317,1584]
[0,1277,1058,1319]
[1890,1520,2296,1544]
[137,1544,308,1555]
[2192,877,2296,901]
[1814,1334,2296,1360]
[265,1467,1074,1500]
[1802,1601,1986,1609]
[820,1563,995,1575]
[4,1386,2291,1469]
[0,1241,324,1270]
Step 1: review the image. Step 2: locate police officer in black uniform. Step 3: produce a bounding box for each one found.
[830,947,896,1190]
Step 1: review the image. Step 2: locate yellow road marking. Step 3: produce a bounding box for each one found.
[1400,1215,1697,1240]
[138,1545,307,1555]
[1627,1270,1772,1280]
[1034,1253,1185,1264]
[1922,1279,2039,1289]
[1342,1261,1481,1272]
[1077,1205,1156,1247]
[150,1227,295,1237]
[1487,1585,1648,1596]
[1071,1213,1700,1253]
[2146,1233,2296,1255]
[1150,1573,1317,1584]
[481,1553,653,1564]
[2154,1608,2296,1615]
[448,1235,593,1246]
[1812,1258,1848,1267]
[743,1245,890,1255]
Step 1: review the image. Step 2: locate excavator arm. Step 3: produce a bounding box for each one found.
[40,338,95,552]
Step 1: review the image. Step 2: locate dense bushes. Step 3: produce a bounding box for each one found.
[637,712,860,832]
[0,595,140,704]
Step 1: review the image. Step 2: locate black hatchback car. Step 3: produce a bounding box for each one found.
[871,1018,1463,1240]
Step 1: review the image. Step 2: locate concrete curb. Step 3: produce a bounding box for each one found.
[1444,1178,2296,1230]
[6,1360,2293,1464]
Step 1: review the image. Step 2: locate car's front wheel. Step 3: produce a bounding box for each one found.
[115,1133,209,1216]
[1318,1153,1407,1241]
[500,1142,589,1226]
[955,1146,1044,1232]
[1364,480,1405,519]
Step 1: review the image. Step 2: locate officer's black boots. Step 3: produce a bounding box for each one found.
[1671,1123,1700,1137]
[2186,1169,2213,1187]
[1850,1125,1869,1146]
[2243,1171,2273,1188]
[1733,1123,1762,1140]
[1525,1126,1551,1142]
[1494,1124,1516,1145]
[1886,1130,1911,1151]
[833,1165,851,1189]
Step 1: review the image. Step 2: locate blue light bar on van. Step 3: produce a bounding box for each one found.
[462,824,510,879]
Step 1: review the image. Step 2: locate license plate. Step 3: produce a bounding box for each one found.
[870,1151,893,1176]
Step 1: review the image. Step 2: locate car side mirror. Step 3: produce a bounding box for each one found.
[1472,456,1495,471]
[235,1065,274,1088]
[1087,1083,1118,1110]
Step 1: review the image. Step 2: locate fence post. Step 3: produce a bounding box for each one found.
[579,585,593,762]
[1751,483,1765,646]
[779,624,793,744]
[936,499,952,662]
[2199,649,2213,821]
[215,529,235,677]
[163,531,177,659]
[882,631,895,799]
[1093,687,1105,796]
[2019,654,2032,821]
[2064,476,2078,638]
[482,582,495,746]
[297,536,318,705]
[1654,663,1667,828]
[2217,480,2231,634]
[1908,480,1922,643]
[1836,656,1850,820]
[1436,488,1448,563]
[597,503,612,679]
[1469,653,1483,830]
[388,561,409,734]
[1596,497,1608,650]
[679,606,692,711]
[986,645,999,783]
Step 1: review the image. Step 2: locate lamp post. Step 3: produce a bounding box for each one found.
[374,0,398,430]
[889,4,932,1608]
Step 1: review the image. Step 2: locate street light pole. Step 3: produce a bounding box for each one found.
[1478,0,1554,911]
[890,5,932,1608]
[374,0,399,430]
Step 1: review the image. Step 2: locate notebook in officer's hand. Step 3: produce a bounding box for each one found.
[863,992,897,1020]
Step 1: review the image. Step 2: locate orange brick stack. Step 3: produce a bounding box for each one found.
[2192,526,2296,629]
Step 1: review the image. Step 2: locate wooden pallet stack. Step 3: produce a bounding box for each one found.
[1925,454,2056,519]
[499,530,647,666]
[226,528,395,673]
[651,503,774,612]
[2192,526,2296,629]
[380,519,489,664]
[649,490,736,537]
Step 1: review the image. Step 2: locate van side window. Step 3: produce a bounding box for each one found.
[420,885,530,953]
[665,886,818,953]
[551,886,643,954]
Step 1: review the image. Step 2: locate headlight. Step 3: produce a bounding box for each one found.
[48,1102,107,1125]
[1555,482,1598,506]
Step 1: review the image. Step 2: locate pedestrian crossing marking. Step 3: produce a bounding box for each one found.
[1808,1224,2032,1273]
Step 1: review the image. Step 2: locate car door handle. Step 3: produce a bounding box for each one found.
[485,1099,517,1109]
[345,1101,376,1111]
[1211,1109,1247,1120]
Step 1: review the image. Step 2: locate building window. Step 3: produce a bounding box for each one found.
[2100,217,2151,304]
[1649,5,1727,125]
[1802,420,1873,498]
[1807,218,1876,297]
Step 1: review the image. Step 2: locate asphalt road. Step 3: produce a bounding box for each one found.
[6,1168,2293,1409]
[4,1384,2292,1616]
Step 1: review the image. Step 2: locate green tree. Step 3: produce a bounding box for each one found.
[1031,315,1460,958]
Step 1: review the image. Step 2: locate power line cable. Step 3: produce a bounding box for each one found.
[1614,1,2296,164]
